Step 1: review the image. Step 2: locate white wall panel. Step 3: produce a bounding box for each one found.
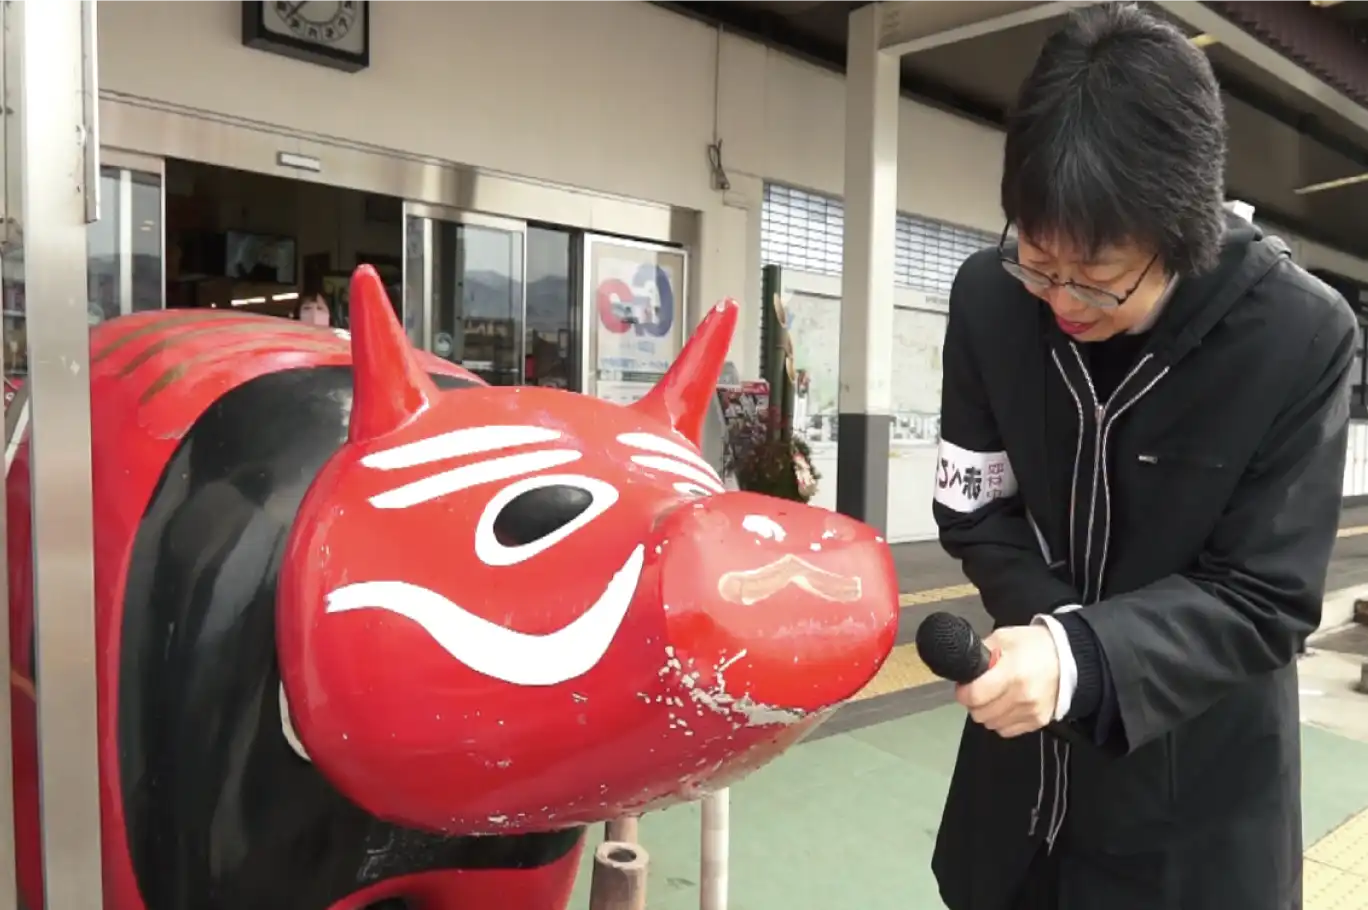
[95,1,1368,523]
[96,1,1007,381]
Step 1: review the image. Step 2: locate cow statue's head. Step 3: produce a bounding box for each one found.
[276,266,899,836]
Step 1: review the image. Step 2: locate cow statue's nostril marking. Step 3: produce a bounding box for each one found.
[716,554,864,606]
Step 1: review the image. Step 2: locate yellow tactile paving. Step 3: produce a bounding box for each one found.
[899,583,978,607]
[1306,858,1368,910]
[850,642,940,703]
[1308,809,1368,909]
[893,522,1363,611]
[1305,858,1368,910]
[868,517,1368,709]
[1310,808,1368,871]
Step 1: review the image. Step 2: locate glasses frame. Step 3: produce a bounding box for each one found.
[997,223,1158,310]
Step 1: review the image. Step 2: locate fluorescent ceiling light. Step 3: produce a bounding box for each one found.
[1310,1,1344,8]
[1294,172,1368,195]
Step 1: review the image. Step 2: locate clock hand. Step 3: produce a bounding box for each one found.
[283,1,307,19]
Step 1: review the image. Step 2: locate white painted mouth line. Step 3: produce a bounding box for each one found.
[324,544,647,687]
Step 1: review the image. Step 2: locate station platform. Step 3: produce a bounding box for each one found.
[568,506,1368,910]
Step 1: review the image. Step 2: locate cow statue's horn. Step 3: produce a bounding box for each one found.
[631,299,739,446]
[347,264,439,443]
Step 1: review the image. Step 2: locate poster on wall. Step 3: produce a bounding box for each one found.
[784,290,840,453]
[890,293,949,448]
[584,236,687,405]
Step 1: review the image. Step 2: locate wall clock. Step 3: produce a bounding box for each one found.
[242,1,370,73]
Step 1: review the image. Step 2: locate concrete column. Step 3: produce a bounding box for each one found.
[836,2,899,534]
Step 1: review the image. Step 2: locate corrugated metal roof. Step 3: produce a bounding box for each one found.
[1208,1,1368,106]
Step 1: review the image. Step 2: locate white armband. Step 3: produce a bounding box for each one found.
[933,439,1019,514]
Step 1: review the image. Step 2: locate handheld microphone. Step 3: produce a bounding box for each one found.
[914,611,1000,684]
[915,611,1100,751]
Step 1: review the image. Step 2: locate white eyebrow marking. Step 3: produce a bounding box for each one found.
[630,455,726,493]
[363,426,562,471]
[617,432,722,482]
[370,449,581,509]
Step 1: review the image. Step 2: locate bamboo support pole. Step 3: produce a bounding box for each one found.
[588,840,649,910]
[699,789,730,910]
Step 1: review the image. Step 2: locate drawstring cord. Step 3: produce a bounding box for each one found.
[1029,732,1045,836]
[1027,733,1073,852]
[1047,741,1071,852]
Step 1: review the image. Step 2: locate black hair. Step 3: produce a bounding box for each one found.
[292,290,328,321]
[1001,4,1227,276]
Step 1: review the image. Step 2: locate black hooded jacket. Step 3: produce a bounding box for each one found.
[930,215,1357,910]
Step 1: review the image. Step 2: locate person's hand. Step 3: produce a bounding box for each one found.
[955,625,1061,739]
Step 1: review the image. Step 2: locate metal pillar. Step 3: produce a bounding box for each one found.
[17,1,104,908]
[835,2,899,534]
[831,2,1101,534]
[0,5,19,908]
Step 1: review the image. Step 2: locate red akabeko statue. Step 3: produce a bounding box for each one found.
[5,267,899,910]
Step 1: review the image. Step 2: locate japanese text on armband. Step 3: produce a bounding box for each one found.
[933,439,1018,513]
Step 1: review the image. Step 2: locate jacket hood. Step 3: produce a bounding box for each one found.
[1144,209,1288,363]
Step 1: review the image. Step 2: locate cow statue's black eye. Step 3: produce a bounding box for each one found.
[492,485,594,547]
[476,474,619,567]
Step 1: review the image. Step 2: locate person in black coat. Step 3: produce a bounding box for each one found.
[930,5,1358,909]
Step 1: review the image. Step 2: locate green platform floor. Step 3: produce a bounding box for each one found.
[567,704,1368,910]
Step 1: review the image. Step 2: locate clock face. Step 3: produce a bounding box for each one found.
[269,1,362,49]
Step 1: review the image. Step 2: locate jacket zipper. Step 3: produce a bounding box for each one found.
[1035,345,1168,855]
[1041,349,1088,852]
[1066,344,1162,603]
[1050,349,1085,587]
[1095,367,1170,599]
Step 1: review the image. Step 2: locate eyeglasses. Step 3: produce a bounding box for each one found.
[997,223,1158,310]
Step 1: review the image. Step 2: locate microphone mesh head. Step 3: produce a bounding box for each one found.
[915,612,989,684]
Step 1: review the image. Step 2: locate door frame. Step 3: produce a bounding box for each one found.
[100,97,695,248]
[100,148,166,316]
[402,201,528,377]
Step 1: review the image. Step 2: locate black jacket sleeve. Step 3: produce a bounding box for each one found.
[1077,303,1357,754]
[1059,610,1122,751]
[935,270,1081,628]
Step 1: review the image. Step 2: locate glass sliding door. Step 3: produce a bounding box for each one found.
[525,226,579,391]
[402,203,526,385]
[10,150,165,379]
[403,211,429,348]
[86,150,164,326]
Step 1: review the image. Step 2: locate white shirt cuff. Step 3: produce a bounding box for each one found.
[1032,604,1082,722]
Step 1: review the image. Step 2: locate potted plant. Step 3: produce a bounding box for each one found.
[723,399,820,504]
